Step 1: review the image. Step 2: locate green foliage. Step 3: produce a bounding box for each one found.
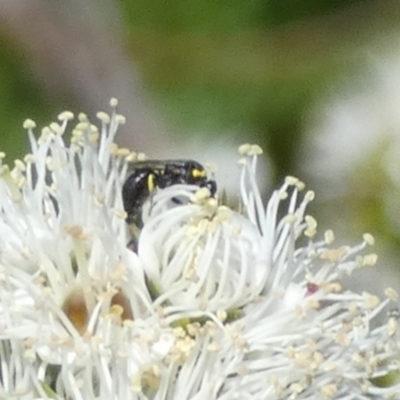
[1,0,398,184]
[262,0,368,26]
[119,0,265,33]
[0,31,53,162]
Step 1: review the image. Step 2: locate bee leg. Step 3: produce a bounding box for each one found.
[204,179,217,197]
[126,222,141,253]
[171,197,183,205]
[127,237,138,253]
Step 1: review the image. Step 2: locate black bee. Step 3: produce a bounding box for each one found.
[122,160,217,248]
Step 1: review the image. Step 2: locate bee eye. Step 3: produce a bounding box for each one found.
[184,160,201,171]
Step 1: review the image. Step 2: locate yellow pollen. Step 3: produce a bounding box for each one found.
[362,253,378,266]
[117,148,130,157]
[388,318,398,336]
[96,111,110,124]
[58,111,74,122]
[115,114,126,124]
[23,119,36,130]
[319,246,349,262]
[137,152,147,161]
[78,113,88,122]
[324,230,335,244]
[285,176,299,186]
[385,287,399,301]
[304,215,317,237]
[363,233,375,246]
[320,384,337,398]
[76,122,90,131]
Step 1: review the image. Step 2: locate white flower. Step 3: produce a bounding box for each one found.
[0,99,399,399]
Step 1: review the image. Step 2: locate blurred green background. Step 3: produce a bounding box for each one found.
[1,0,400,282]
[1,0,397,173]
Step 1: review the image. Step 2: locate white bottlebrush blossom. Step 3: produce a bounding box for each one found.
[0,99,399,399]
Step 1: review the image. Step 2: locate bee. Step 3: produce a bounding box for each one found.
[122,159,217,249]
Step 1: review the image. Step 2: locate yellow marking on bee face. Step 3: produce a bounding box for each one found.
[147,173,156,192]
[192,169,206,179]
